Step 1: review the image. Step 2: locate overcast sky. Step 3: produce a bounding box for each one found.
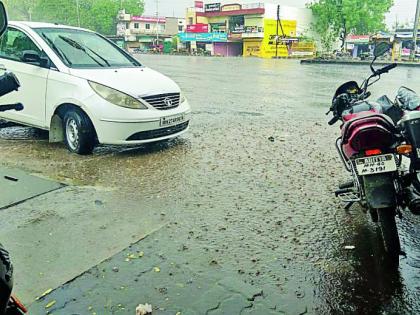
[143,0,417,27]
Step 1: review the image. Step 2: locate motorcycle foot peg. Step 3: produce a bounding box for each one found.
[344,202,354,211]
[339,181,354,190]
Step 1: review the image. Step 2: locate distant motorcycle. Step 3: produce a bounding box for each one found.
[327,42,420,265]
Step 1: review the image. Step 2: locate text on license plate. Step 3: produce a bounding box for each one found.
[355,154,397,175]
[160,114,185,127]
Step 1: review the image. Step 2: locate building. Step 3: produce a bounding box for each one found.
[180,1,317,58]
[345,35,371,58]
[117,9,185,52]
[393,28,420,60]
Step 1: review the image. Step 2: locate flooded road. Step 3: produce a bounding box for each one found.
[1,56,420,314]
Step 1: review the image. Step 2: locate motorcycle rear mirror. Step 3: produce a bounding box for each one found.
[374,42,390,58]
[0,2,7,38]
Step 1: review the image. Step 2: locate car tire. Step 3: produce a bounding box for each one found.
[63,108,95,155]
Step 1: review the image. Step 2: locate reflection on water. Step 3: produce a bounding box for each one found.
[317,222,405,314]
[0,56,419,314]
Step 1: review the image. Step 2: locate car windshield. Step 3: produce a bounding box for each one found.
[34,27,141,68]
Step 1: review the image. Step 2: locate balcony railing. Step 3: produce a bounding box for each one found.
[126,29,166,36]
[242,3,265,9]
[242,32,264,38]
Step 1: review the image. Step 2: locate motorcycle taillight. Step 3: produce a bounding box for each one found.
[351,127,394,152]
[8,295,27,314]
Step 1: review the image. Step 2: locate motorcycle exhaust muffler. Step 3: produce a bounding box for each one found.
[404,187,420,215]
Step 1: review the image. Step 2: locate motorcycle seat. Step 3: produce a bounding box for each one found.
[341,112,396,145]
[342,101,383,116]
[397,87,420,110]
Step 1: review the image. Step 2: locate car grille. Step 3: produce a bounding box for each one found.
[142,93,180,110]
[126,121,189,141]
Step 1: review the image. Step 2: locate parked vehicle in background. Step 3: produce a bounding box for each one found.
[327,42,420,266]
[0,22,191,155]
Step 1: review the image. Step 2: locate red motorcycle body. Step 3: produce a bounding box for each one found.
[340,107,396,158]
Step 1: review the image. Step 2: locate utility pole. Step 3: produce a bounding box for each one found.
[275,5,279,58]
[412,0,420,61]
[75,0,81,27]
[155,0,159,49]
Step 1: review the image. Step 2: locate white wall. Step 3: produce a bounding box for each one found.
[264,4,316,38]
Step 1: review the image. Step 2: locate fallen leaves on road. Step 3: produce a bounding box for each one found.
[45,300,56,309]
[136,303,152,315]
[35,288,53,300]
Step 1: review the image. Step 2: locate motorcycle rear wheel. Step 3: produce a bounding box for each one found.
[377,208,401,266]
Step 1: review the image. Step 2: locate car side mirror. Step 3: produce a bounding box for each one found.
[22,50,50,67]
[0,2,7,38]
[22,50,41,63]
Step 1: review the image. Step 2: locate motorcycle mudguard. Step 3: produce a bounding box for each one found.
[363,173,397,209]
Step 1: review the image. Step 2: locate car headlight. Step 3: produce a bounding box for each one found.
[89,81,147,109]
[180,92,186,103]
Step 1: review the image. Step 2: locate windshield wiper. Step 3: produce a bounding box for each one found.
[58,35,111,67]
[41,32,72,66]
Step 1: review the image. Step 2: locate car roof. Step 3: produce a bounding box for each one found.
[9,21,94,32]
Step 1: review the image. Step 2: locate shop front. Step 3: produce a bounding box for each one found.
[179,32,228,55]
[214,42,243,56]
[243,39,262,57]
[345,35,371,58]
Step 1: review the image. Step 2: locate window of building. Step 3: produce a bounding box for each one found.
[126,22,130,29]
[188,17,193,25]
[134,23,139,29]
[229,16,245,33]
[160,24,165,31]
[178,26,183,32]
[145,24,150,30]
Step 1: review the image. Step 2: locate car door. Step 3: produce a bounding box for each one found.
[0,26,49,127]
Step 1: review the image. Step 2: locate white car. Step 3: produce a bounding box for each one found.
[0,22,191,154]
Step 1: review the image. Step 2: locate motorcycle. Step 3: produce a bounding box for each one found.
[327,42,420,264]
[0,2,27,314]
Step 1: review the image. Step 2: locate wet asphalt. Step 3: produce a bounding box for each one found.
[0,55,419,314]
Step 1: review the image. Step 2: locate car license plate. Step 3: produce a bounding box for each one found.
[160,114,185,127]
[355,154,397,175]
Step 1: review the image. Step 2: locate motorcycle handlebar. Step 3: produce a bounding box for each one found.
[328,116,340,126]
[376,63,397,75]
[0,103,23,112]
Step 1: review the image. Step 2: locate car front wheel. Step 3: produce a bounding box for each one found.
[63,109,95,155]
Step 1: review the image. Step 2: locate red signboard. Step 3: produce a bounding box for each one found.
[195,1,204,8]
[186,24,209,33]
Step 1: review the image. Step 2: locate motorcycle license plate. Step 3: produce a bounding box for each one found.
[355,154,397,175]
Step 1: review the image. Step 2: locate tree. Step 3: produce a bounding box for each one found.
[308,0,393,52]
[3,0,40,20]
[81,0,145,35]
[26,0,144,35]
